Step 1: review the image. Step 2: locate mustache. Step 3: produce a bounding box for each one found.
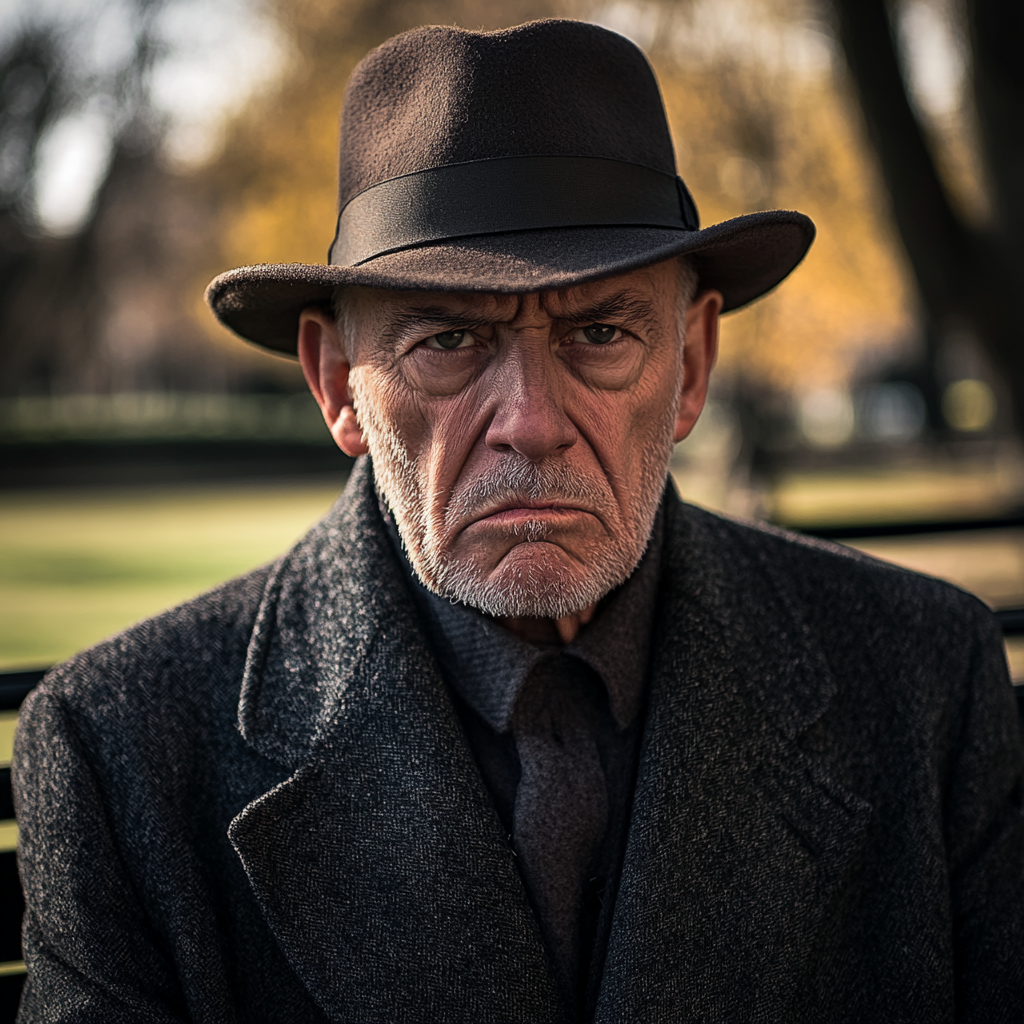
[448,458,610,520]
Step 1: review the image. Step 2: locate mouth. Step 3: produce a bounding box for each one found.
[469,499,593,528]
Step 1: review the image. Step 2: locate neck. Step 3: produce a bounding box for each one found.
[500,603,598,645]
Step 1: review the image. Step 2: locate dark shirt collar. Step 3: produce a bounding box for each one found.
[386,504,664,734]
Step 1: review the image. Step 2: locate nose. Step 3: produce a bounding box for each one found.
[484,340,578,461]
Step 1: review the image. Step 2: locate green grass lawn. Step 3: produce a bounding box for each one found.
[0,478,347,669]
[770,458,1024,527]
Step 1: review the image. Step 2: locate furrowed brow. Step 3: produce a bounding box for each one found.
[558,293,660,332]
[379,305,500,345]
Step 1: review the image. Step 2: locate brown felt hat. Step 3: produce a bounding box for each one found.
[206,19,815,357]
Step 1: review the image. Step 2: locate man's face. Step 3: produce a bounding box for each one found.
[303,260,719,619]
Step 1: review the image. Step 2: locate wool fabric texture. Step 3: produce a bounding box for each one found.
[387,503,659,1015]
[391,508,660,1017]
[13,457,1024,1022]
[511,655,609,1001]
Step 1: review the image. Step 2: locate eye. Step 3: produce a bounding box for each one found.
[573,323,622,345]
[423,329,472,350]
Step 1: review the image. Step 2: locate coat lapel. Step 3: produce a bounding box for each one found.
[595,498,873,1022]
[228,460,564,1023]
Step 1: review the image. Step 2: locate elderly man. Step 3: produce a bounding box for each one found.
[14,18,1024,1024]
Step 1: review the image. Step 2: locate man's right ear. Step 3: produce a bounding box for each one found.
[296,307,369,457]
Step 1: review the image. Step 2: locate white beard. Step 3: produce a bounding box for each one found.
[429,456,659,619]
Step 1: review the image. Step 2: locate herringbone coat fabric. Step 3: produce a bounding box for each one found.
[13,458,1024,1022]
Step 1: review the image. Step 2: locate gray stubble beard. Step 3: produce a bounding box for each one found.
[351,375,680,620]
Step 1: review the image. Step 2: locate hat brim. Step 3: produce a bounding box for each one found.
[206,210,814,357]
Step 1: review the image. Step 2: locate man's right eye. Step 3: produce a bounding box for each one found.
[423,330,470,350]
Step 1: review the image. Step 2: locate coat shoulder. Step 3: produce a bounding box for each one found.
[16,563,275,764]
[671,502,1014,764]
[678,500,995,634]
[669,499,1011,730]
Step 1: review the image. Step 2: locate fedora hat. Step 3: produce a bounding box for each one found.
[206,19,815,356]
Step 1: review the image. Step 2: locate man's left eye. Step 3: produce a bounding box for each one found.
[423,330,471,350]
[574,324,622,345]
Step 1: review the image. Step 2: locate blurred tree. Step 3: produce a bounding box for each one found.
[0,0,287,398]
[641,0,915,394]
[0,26,63,238]
[829,0,1024,431]
[0,2,168,395]
[0,24,77,387]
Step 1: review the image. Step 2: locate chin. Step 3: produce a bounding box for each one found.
[429,538,636,619]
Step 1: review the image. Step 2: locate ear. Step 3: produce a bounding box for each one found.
[297,307,369,457]
[673,288,723,444]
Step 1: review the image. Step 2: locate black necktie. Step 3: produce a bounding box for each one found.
[510,654,609,999]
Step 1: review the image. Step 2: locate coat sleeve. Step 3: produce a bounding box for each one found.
[946,601,1024,1021]
[13,681,190,1024]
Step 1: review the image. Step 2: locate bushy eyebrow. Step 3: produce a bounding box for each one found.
[379,304,503,345]
[553,293,661,333]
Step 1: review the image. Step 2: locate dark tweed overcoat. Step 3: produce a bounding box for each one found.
[13,458,1024,1022]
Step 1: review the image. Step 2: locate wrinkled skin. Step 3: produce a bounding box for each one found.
[299,259,721,642]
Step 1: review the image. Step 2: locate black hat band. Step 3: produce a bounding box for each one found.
[329,155,700,267]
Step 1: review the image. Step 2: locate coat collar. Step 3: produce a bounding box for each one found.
[229,459,871,1021]
[234,457,404,769]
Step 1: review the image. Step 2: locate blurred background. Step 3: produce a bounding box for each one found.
[1,0,1023,673]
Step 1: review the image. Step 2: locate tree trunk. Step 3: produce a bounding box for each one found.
[829,0,1024,430]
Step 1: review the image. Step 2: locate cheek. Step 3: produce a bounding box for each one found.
[570,372,679,460]
[624,351,683,437]
[352,367,431,455]
[568,344,645,392]
[402,350,483,396]
[418,391,492,481]
[360,367,489,482]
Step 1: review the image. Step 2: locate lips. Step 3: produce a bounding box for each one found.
[469,499,592,527]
